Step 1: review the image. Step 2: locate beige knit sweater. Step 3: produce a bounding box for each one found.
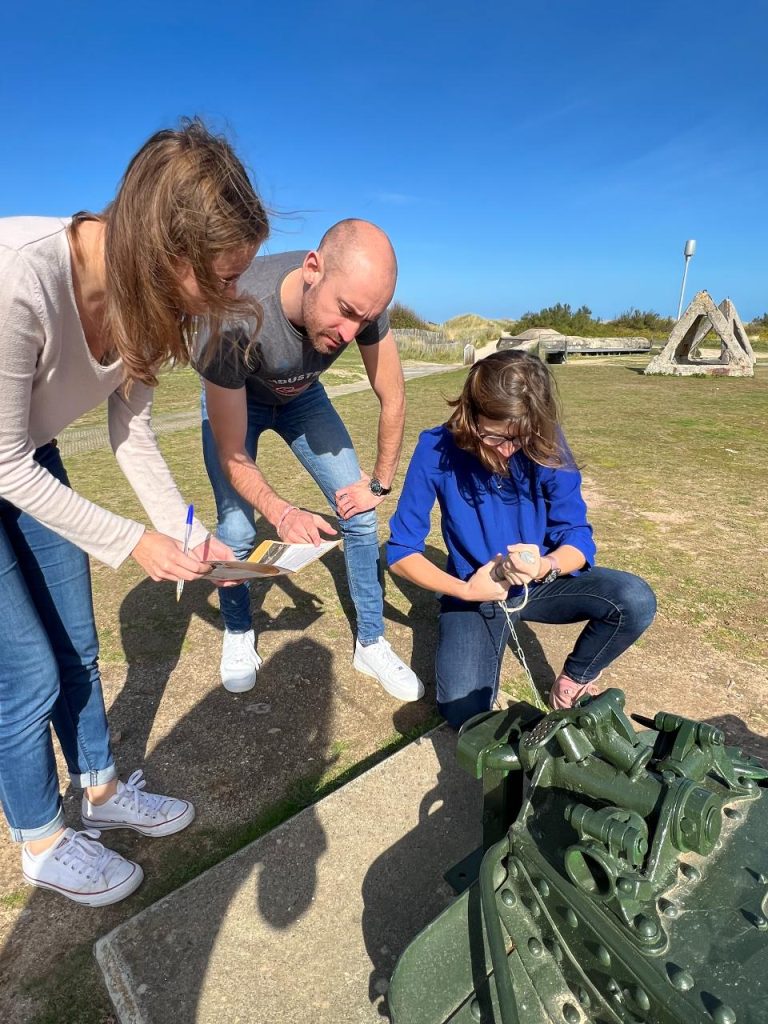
[0,217,208,567]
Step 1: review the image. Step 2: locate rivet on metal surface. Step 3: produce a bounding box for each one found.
[470,997,482,1021]
[565,908,579,928]
[528,937,544,957]
[680,862,701,882]
[711,1005,737,1024]
[530,900,542,919]
[507,860,520,879]
[633,987,651,1011]
[576,986,591,1008]
[659,898,679,918]
[724,807,743,820]
[596,945,611,966]
[606,978,620,994]
[633,914,658,938]
[537,879,550,897]
[500,887,516,907]
[667,964,694,991]
[547,939,564,960]
[617,877,633,894]
[562,1003,580,1024]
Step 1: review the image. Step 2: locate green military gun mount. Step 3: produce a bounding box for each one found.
[389,689,768,1024]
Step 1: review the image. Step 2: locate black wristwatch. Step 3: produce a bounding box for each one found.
[369,477,392,497]
[538,556,561,585]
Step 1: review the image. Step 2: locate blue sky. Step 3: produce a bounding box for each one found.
[1,1,766,321]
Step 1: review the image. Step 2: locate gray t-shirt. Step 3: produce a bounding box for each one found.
[198,250,389,406]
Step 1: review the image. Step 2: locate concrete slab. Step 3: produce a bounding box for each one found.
[95,727,482,1024]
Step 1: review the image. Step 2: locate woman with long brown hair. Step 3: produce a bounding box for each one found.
[0,119,269,905]
[387,349,656,728]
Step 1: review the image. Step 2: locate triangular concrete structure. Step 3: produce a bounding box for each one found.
[645,290,754,377]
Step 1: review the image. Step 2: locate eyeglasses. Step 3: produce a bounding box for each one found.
[478,432,523,448]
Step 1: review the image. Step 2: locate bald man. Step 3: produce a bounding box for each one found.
[200,220,424,701]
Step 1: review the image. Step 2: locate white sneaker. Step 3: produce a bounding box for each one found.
[353,638,425,702]
[22,828,143,907]
[220,628,262,693]
[82,770,195,837]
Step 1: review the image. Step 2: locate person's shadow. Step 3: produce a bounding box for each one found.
[360,726,484,1018]
[96,637,338,1022]
[0,602,335,1023]
[107,567,327,766]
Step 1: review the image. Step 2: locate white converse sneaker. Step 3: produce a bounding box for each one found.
[22,828,143,907]
[82,770,195,837]
[220,628,262,693]
[353,638,425,702]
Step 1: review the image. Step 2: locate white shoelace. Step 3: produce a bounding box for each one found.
[54,829,116,882]
[226,634,261,669]
[117,770,172,817]
[372,639,409,674]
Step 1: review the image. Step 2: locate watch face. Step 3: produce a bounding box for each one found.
[370,478,383,496]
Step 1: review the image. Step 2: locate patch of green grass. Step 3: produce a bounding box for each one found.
[0,888,28,910]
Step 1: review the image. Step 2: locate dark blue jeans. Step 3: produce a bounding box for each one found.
[0,443,115,841]
[435,567,657,729]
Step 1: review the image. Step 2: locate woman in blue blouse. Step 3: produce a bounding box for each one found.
[387,350,656,728]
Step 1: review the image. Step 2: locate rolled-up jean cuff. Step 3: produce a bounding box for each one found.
[10,806,66,843]
[70,763,117,790]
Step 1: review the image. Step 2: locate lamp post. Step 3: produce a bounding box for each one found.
[676,239,696,320]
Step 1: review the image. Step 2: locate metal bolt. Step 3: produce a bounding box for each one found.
[633,987,651,1011]
[537,879,550,898]
[501,888,516,907]
[712,1005,737,1024]
[617,878,633,894]
[659,898,680,919]
[528,938,544,957]
[667,964,694,991]
[562,1003,580,1024]
[596,945,611,966]
[634,914,658,938]
[565,908,578,928]
[680,863,701,882]
[470,997,482,1020]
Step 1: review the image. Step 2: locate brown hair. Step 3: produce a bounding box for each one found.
[71,117,269,386]
[446,350,570,475]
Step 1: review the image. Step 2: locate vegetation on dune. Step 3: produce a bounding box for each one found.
[388,301,433,330]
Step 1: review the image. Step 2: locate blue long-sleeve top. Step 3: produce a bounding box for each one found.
[386,426,596,593]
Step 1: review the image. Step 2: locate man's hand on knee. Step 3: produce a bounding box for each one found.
[335,475,383,519]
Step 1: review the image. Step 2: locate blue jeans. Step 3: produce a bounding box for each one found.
[435,567,657,729]
[0,443,115,842]
[202,382,384,644]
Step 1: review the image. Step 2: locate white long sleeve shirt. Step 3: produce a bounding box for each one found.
[0,217,208,567]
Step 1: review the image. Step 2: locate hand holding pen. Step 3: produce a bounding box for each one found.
[176,504,195,602]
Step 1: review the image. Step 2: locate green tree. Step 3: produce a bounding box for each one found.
[613,308,674,333]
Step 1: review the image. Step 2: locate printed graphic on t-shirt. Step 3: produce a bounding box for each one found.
[270,371,322,397]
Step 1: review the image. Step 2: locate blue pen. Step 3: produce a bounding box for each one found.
[176,504,195,602]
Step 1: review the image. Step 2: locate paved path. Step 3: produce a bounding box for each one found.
[58,362,470,458]
[96,727,480,1024]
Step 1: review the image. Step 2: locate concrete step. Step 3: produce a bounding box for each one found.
[95,727,481,1024]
